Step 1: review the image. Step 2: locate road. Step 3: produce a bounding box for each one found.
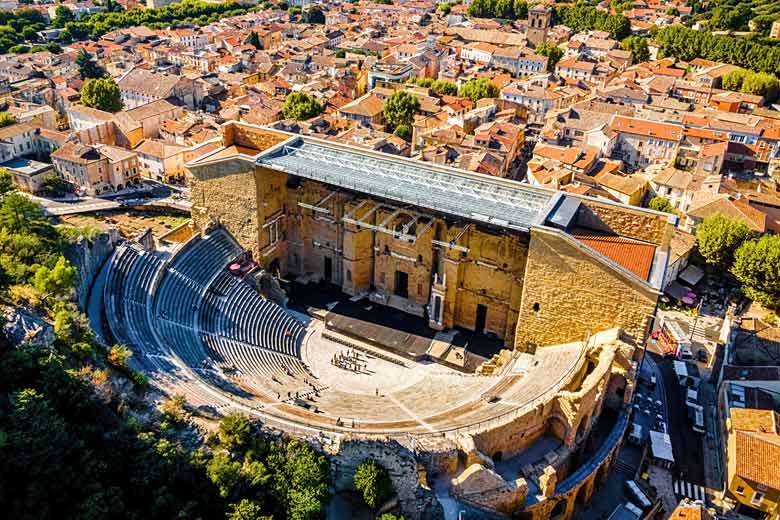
[26,190,191,216]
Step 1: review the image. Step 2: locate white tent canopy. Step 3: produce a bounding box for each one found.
[650,430,674,463]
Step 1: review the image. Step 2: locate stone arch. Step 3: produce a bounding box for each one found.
[546,414,569,443]
[575,480,591,506]
[595,461,609,487]
[549,498,567,519]
[575,413,590,443]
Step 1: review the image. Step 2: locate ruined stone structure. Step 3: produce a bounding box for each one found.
[140,121,677,519]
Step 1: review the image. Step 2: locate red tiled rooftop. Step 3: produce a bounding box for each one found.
[571,228,656,280]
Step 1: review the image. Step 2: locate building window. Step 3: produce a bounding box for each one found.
[417,282,422,295]
[752,492,764,505]
[736,486,745,496]
[379,272,385,285]
[346,270,351,282]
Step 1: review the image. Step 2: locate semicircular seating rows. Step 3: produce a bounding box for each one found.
[103,227,314,404]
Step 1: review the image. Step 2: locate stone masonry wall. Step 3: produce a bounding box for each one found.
[575,198,671,245]
[331,437,443,520]
[65,229,119,309]
[190,162,260,258]
[515,227,658,349]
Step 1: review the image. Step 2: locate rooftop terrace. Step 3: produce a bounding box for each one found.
[256,136,556,231]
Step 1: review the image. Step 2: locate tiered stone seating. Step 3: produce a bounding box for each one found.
[104,227,314,406]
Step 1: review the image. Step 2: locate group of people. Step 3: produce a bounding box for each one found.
[331,348,367,373]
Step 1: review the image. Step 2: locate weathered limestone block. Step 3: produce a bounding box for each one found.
[451,463,527,514]
[456,433,494,469]
[539,465,557,497]
[415,437,459,477]
[3,306,54,349]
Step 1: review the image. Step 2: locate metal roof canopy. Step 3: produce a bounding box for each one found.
[256,136,555,231]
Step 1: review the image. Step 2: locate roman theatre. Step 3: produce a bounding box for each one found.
[102,122,675,519]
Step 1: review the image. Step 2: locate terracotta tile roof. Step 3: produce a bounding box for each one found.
[686,195,767,232]
[731,408,779,434]
[339,93,384,118]
[735,430,780,490]
[610,116,684,141]
[570,228,656,280]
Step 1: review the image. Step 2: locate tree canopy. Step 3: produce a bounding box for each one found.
[282,92,324,121]
[467,0,527,20]
[354,460,394,509]
[383,90,421,132]
[535,42,563,71]
[0,180,332,520]
[648,196,674,214]
[732,234,780,309]
[304,5,325,23]
[76,49,107,79]
[80,77,123,113]
[654,25,780,75]
[555,6,631,40]
[620,37,650,63]
[0,112,16,128]
[458,78,499,104]
[61,0,259,42]
[696,213,755,271]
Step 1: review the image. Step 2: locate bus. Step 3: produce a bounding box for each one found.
[657,318,692,359]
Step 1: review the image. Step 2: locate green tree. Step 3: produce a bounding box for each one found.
[354,459,393,509]
[619,36,650,63]
[723,69,749,91]
[228,499,272,520]
[75,49,106,79]
[458,78,499,104]
[81,77,123,113]
[535,42,563,71]
[648,196,674,213]
[247,31,262,49]
[431,79,458,96]
[438,3,451,14]
[207,451,242,498]
[513,0,528,19]
[107,343,133,368]
[494,0,512,18]
[282,92,323,121]
[696,213,754,270]
[54,309,76,342]
[383,90,421,129]
[741,72,780,103]
[0,111,16,128]
[335,48,346,58]
[0,167,14,195]
[0,191,46,232]
[53,5,75,28]
[33,255,77,296]
[379,515,406,520]
[732,234,780,309]
[218,412,252,451]
[304,5,325,23]
[395,123,411,140]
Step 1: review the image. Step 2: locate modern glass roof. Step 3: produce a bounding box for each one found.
[256,136,555,231]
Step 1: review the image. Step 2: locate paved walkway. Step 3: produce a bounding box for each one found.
[649,464,678,517]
